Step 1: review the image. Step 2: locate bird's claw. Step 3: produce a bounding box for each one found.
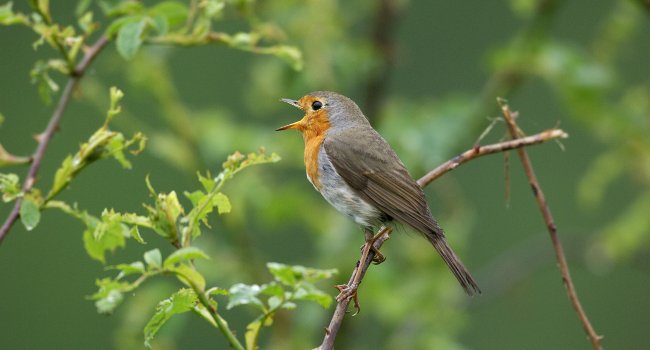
[335,284,361,315]
[360,243,386,265]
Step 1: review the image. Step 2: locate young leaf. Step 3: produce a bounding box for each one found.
[144,248,162,269]
[19,196,41,231]
[163,246,209,267]
[227,283,264,310]
[90,278,133,314]
[144,288,197,349]
[109,261,146,278]
[83,225,127,263]
[0,173,21,202]
[116,19,146,60]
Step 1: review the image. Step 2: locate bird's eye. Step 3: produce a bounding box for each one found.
[311,101,323,110]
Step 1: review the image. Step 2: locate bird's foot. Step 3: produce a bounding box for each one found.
[335,283,361,315]
[359,242,386,265]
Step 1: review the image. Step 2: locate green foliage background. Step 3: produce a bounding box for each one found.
[1,0,650,349]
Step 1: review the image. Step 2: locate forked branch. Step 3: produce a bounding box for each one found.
[499,101,603,350]
[0,36,109,244]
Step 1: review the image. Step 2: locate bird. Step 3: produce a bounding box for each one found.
[276,91,480,300]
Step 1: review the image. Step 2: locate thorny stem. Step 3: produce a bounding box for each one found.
[318,124,568,350]
[0,36,109,245]
[499,102,603,350]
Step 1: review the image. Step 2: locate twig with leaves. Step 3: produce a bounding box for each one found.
[499,100,603,350]
[0,35,109,244]
[318,115,569,350]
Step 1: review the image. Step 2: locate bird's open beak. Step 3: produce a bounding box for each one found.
[276,98,303,131]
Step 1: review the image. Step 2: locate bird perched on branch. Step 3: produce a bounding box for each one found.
[277,91,480,301]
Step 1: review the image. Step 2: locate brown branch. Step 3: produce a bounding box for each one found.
[317,125,568,350]
[499,101,603,350]
[0,36,109,244]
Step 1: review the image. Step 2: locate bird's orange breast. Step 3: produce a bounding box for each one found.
[301,110,331,191]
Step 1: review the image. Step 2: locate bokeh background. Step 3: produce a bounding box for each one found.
[1,0,649,349]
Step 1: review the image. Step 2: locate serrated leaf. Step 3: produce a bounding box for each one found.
[116,19,146,60]
[213,192,231,214]
[19,196,41,231]
[144,288,197,348]
[83,225,127,263]
[144,249,162,269]
[227,283,264,310]
[164,247,209,267]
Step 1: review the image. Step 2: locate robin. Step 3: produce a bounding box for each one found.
[276,91,480,300]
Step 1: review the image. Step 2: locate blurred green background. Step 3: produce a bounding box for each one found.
[1,0,650,349]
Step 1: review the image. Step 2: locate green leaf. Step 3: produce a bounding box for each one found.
[245,319,263,350]
[170,264,206,291]
[83,220,127,263]
[267,262,337,286]
[130,226,146,244]
[0,173,21,202]
[148,1,188,29]
[144,288,197,349]
[163,247,210,267]
[293,285,333,309]
[146,189,184,240]
[116,19,146,60]
[110,261,146,278]
[89,278,133,314]
[259,282,284,298]
[144,249,162,269]
[19,196,41,231]
[227,283,264,310]
[0,2,29,25]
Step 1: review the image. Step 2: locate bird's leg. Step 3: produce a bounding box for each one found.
[334,227,385,315]
[363,227,385,265]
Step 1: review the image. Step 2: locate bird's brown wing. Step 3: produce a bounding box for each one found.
[323,127,440,234]
[324,127,482,296]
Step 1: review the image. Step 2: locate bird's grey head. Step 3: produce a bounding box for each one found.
[306,91,370,128]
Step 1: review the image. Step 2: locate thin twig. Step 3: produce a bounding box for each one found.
[499,102,603,350]
[0,36,109,244]
[318,125,568,350]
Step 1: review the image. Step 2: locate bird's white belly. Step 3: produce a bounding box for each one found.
[314,148,381,227]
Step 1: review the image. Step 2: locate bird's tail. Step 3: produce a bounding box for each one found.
[427,231,481,296]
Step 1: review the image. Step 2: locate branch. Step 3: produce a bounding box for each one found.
[318,125,568,349]
[0,36,109,244]
[499,101,603,349]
